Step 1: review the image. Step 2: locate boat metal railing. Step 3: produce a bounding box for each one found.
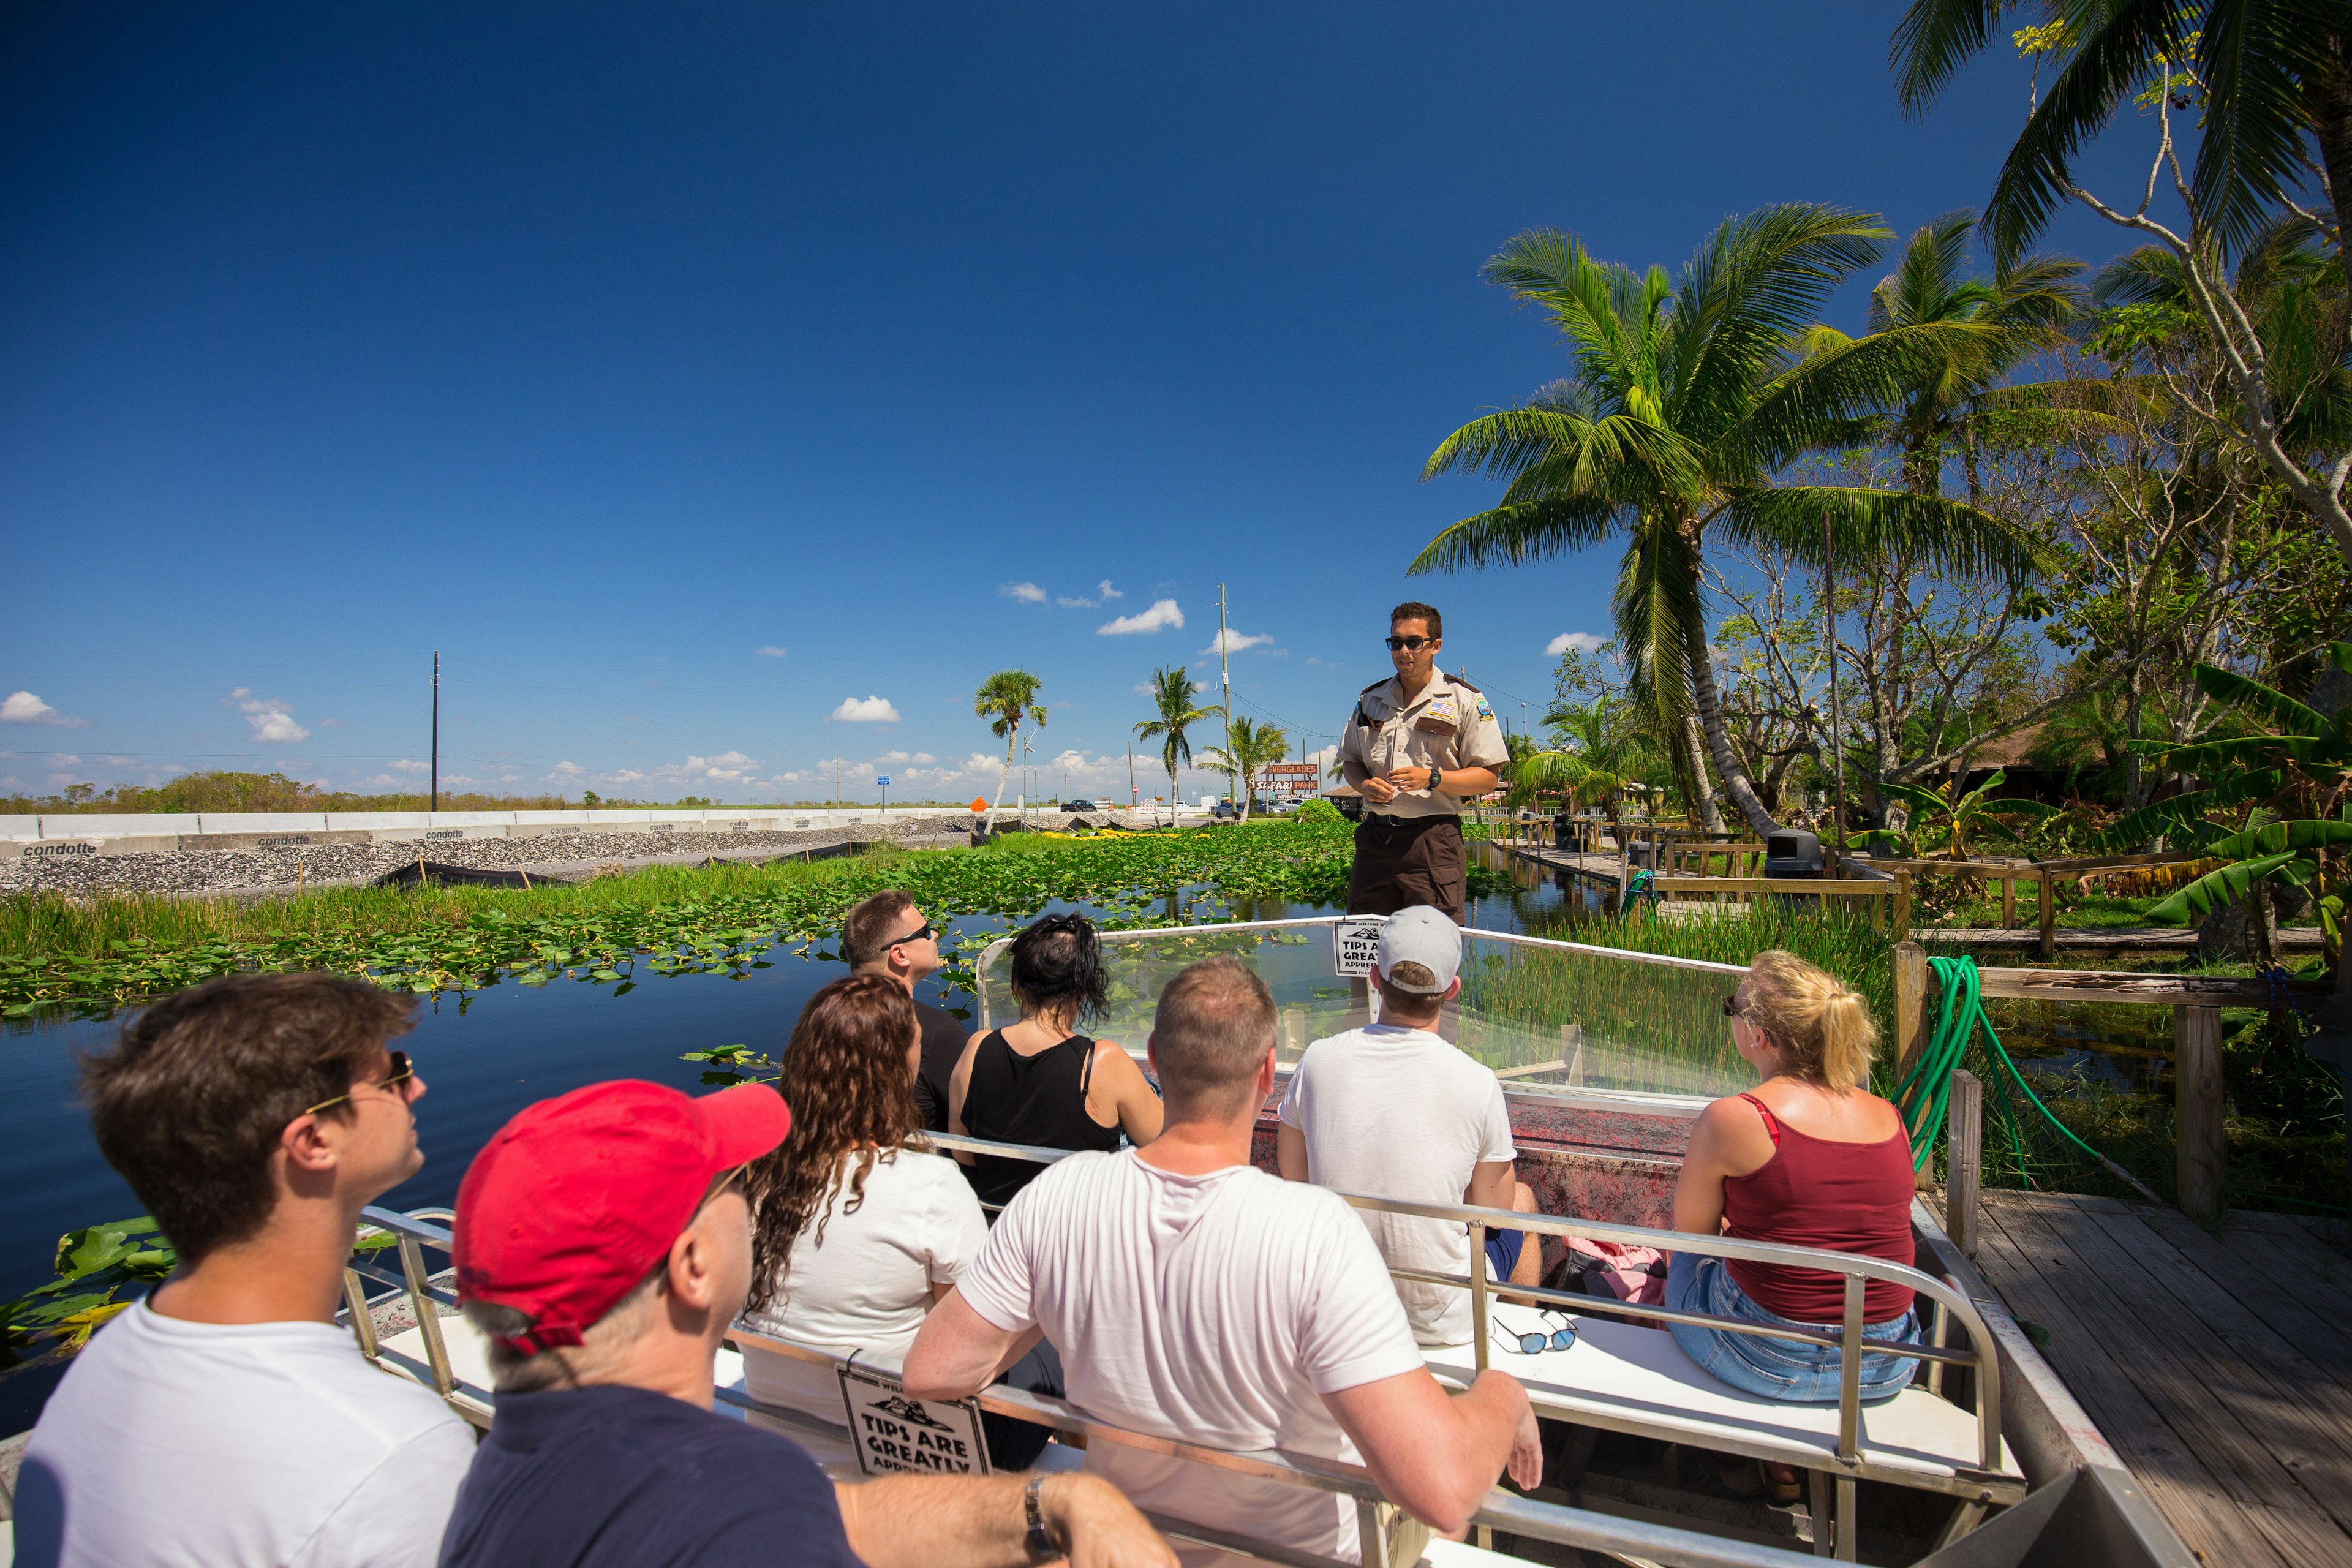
[342,1122,2008,1564]
[339,1201,1830,1568]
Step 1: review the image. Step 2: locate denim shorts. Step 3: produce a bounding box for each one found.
[1665,1252,1923,1403]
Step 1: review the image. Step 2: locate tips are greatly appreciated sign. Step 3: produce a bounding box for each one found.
[837,1365,990,1476]
[1332,916,1387,977]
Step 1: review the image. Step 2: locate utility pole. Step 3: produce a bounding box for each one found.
[430,651,440,813]
[1823,512,1845,856]
[1126,739,1137,809]
[834,753,840,810]
[1218,582,1233,807]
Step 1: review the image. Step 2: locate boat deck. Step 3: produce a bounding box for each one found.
[1970,1189,2352,1567]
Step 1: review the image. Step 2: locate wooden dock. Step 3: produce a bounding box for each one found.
[1970,1189,2352,1567]
[1919,925,2325,950]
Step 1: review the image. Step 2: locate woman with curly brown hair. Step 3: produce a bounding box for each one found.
[736,974,987,1432]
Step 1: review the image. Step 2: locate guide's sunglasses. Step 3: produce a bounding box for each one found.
[1384,635,1434,652]
[1499,1311,1578,1355]
[889,922,937,948]
[304,1052,418,1116]
[1721,994,1747,1019]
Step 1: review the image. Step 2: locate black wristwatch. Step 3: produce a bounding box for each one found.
[1424,765,1442,791]
[1024,1473,1064,1561]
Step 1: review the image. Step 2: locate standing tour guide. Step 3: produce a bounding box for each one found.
[1340,601,1507,922]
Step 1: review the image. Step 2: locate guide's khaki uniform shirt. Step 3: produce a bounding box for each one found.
[1341,673,1509,820]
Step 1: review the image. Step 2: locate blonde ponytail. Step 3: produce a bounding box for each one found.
[1740,949,1877,1089]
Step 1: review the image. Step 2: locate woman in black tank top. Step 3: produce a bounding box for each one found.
[950,914,1163,1209]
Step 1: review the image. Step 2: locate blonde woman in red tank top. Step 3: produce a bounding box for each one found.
[1665,950,1924,1486]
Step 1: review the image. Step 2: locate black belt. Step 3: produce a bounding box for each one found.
[1363,814,1460,829]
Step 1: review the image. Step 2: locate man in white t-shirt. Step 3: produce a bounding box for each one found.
[903,954,1540,1566]
[1276,906,1542,1346]
[16,974,475,1568]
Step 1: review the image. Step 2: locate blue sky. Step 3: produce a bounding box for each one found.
[0,3,2154,804]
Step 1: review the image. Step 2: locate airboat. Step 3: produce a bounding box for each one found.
[349,916,2192,1568]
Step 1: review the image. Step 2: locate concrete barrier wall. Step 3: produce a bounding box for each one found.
[4,805,993,845]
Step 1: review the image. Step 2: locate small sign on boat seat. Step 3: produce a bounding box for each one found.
[837,1364,991,1477]
[1333,916,1387,976]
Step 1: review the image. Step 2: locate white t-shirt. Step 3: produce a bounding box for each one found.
[737,1145,989,1425]
[959,1149,1425,1566]
[17,1297,475,1568]
[1278,1023,1518,1345]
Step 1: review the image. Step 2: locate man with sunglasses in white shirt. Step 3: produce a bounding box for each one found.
[1338,601,1507,924]
[18,973,473,1568]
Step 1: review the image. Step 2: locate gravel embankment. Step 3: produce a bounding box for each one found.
[0,813,1144,899]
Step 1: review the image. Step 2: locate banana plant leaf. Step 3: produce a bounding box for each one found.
[2094,770,2287,853]
[2143,852,2299,925]
[2191,663,2328,737]
[2199,819,2352,860]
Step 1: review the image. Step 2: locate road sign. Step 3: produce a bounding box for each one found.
[876,776,890,787]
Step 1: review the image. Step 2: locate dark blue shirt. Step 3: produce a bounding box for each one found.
[439,1383,864,1568]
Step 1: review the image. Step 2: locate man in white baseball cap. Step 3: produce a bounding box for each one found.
[1275,908,1542,1345]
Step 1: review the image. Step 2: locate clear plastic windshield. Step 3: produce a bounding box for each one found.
[977,920,1749,1101]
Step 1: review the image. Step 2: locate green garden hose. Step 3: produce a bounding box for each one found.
[1892,955,2165,1206]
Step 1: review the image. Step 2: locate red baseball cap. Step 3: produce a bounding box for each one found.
[452,1079,790,1355]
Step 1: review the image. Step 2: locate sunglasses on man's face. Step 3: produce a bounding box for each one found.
[304,1051,417,1116]
[1385,635,1434,652]
[889,923,936,948]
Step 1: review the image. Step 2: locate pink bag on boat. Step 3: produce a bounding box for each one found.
[1564,1237,1668,1327]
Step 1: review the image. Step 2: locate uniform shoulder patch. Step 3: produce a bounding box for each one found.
[1474,697,1494,720]
[1450,674,1482,692]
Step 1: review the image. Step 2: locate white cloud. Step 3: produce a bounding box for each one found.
[1204,629,1274,657]
[756,645,789,658]
[1000,581,1048,604]
[829,696,902,723]
[1547,631,1606,655]
[388,758,431,775]
[1,691,85,727]
[1057,579,1125,609]
[911,752,936,764]
[612,769,646,783]
[234,691,309,744]
[0,776,21,788]
[548,761,586,778]
[1099,599,1184,635]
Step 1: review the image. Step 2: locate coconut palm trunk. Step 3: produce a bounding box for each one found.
[1689,618,1779,838]
[987,730,1016,834]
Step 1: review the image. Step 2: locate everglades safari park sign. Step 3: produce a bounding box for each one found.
[837,1364,990,1477]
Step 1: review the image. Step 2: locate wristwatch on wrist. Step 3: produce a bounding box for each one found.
[1024,1473,1064,1561]
[1425,765,1442,792]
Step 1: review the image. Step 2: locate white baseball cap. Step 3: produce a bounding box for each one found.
[1374,906,1462,995]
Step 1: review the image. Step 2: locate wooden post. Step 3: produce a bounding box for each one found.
[1893,941,1929,1082]
[1559,1023,1585,1085]
[1945,1069,1982,1258]
[1891,867,1912,939]
[2174,1004,2225,1223]
[2038,871,2057,960]
[2000,874,2015,930]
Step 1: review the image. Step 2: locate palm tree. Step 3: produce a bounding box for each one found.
[973,671,1046,835]
[1893,2,2352,570]
[1806,210,2085,497]
[1893,1,2351,266]
[1415,207,2039,838]
[1199,715,1289,821]
[1133,667,1222,827]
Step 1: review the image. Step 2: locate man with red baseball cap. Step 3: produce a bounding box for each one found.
[438,1078,1175,1568]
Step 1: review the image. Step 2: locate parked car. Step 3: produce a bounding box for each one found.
[1210,799,1242,821]
[1059,797,1099,812]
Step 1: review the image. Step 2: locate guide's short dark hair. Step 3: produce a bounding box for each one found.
[82,973,415,1264]
[843,889,920,968]
[1390,601,1442,639]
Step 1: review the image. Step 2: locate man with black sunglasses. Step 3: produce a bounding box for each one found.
[20,973,471,1568]
[843,888,969,1129]
[1337,601,1507,922]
